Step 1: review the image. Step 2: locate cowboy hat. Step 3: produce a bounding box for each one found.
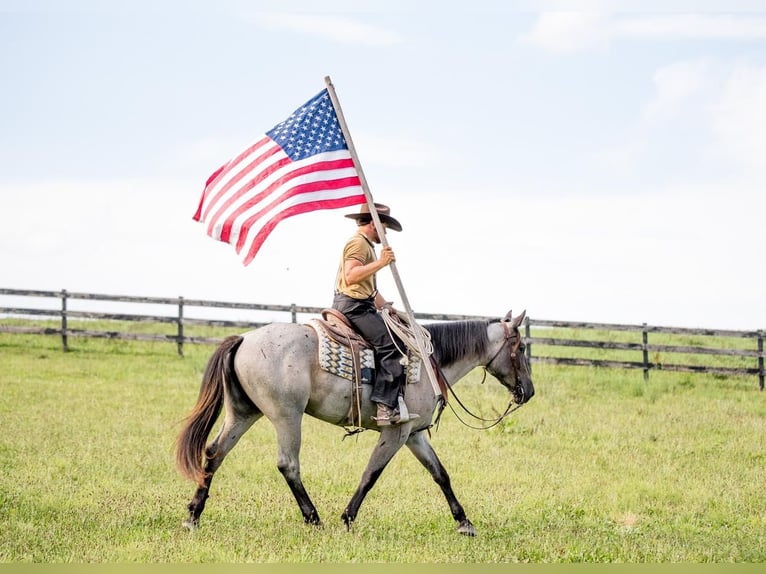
[344,203,402,232]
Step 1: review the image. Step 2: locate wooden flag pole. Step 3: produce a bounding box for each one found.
[324,76,443,403]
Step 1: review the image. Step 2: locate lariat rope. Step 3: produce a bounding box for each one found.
[380,307,434,359]
[381,310,524,431]
[341,309,435,439]
[342,311,523,437]
[381,308,446,422]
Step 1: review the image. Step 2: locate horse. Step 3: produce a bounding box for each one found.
[175,310,534,536]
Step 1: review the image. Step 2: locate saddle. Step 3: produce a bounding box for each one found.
[306,309,423,428]
[308,309,375,379]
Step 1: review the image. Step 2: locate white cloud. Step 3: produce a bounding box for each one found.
[520,12,610,53]
[588,57,766,188]
[166,137,247,177]
[254,12,403,46]
[615,14,766,40]
[709,63,766,175]
[386,182,765,330]
[1,177,763,330]
[522,12,766,53]
[643,60,709,120]
[353,134,446,169]
[587,142,641,179]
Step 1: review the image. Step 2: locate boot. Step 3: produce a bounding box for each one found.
[372,402,419,426]
[372,403,400,426]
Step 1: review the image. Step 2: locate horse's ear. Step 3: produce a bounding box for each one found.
[511,310,526,328]
[503,310,513,322]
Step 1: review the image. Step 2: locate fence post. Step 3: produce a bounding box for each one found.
[177,296,184,357]
[291,303,297,324]
[642,323,649,381]
[61,289,69,352]
[758,331,764,391]
[525,315,532,373]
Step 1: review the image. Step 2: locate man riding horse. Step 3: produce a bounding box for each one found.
[331,203,418,427]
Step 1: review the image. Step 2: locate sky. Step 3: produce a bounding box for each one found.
[1,0,764,331]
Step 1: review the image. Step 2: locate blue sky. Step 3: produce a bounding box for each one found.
[1,0,764,330]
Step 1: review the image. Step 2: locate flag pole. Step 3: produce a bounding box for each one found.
[324,76,443,404]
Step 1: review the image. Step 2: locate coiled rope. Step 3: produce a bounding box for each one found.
[380,307,433,359]
[380,307,447,427]
[381,308,524,432]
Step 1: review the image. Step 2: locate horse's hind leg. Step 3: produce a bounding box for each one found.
[341,425,410,529]
[271,415,321,525]
[184,411,261,529]
[405,430,476,536]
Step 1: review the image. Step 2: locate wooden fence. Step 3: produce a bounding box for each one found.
[1,288,763,390]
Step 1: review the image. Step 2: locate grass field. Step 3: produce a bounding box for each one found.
[1,326,765,562]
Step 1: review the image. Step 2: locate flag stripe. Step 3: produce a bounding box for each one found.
[193,163,227,221]
[234,174,362,253]
[224,156,358,245]
[194,137,273,223]
[241,194,367,265]
[205,146,358,245]
[207,136,272,195]
[193,88,368,265]
[200,138,282,225]
[206,152,291,240]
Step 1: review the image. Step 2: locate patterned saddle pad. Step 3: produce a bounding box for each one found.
[306,314,421,385]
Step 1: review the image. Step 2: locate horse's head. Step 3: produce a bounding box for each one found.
[485,310,535,405]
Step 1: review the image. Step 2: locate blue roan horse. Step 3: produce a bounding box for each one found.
[175,310,534,536]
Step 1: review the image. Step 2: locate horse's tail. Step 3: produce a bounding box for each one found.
[175,335,244,486]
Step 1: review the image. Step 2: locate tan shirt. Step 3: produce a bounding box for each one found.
[334,232,377,299]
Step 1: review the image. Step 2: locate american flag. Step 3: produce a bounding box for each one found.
[193,88,366,265]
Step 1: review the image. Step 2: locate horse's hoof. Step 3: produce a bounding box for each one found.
[457,519,476,536]
[304,512,322,526]
[182,518,199,531]
[341,512,354,531]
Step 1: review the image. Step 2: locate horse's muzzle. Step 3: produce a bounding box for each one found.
[513,381,534,404]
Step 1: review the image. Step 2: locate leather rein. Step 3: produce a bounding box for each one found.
[442,321,526,431]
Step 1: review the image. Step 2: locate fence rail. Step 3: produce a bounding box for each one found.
[1,287,763,389]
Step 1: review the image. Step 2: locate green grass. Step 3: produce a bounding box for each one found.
[1,326,765,562]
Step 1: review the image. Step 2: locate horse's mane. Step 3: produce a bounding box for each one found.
[424,320,493,367]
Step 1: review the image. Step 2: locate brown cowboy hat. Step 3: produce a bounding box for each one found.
[344,203,402,232]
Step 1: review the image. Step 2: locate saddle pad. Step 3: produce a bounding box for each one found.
[307,319,421,385]
[404,354,421,385]
[308,319,375,382]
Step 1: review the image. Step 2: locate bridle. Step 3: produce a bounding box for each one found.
[485,320,526,404]
[442,320,527,431]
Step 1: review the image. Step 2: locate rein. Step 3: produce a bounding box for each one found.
[443,387,523,431]
[440,321,525,431]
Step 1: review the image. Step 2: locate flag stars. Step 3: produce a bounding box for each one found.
[196,87,363,267]
[266,89,349,161]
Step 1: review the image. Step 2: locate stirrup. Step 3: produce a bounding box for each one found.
[397,395,419,423]
[372,403,400,426]
[372,401,420,427]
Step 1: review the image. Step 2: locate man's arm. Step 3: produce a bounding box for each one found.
[343,246,395,286]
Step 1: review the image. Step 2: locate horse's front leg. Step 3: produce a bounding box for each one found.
[341,425,410,529]
[405,430,476,536]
